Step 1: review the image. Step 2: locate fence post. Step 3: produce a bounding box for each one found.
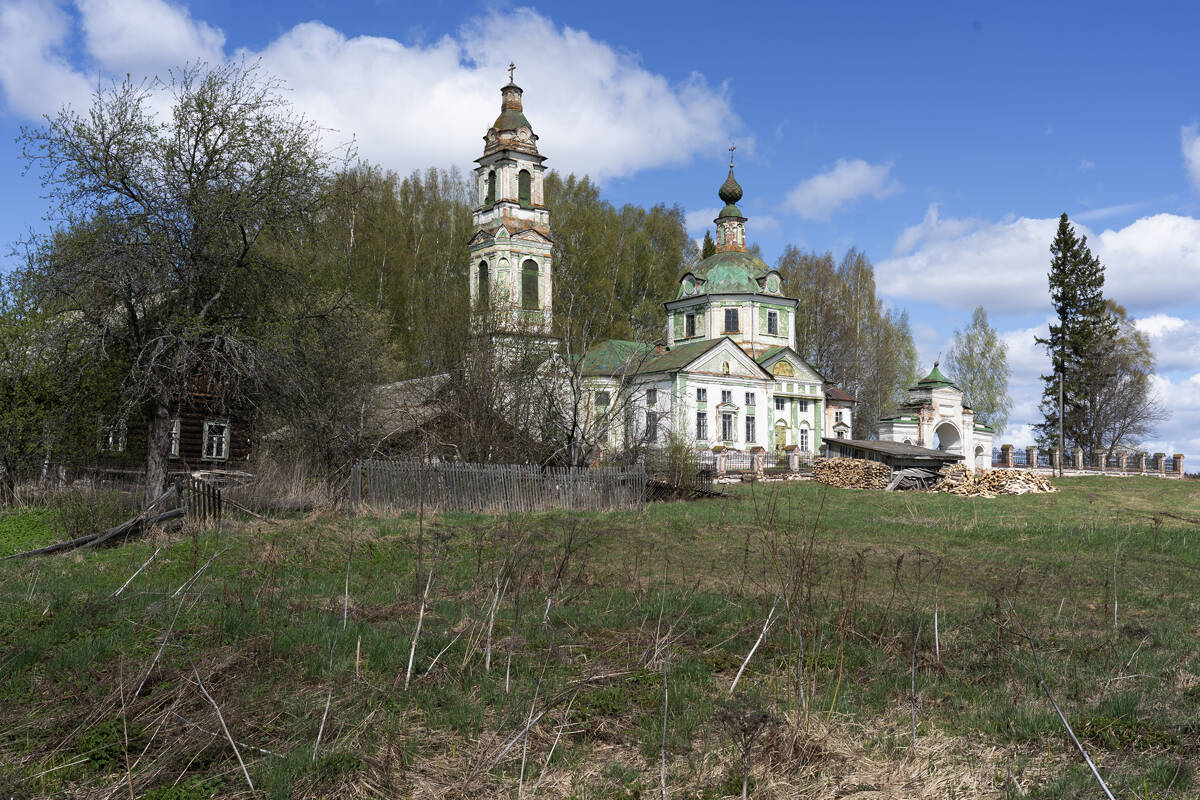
[1094,452,1105,471]
[1026,445,1038,469]
[1155,452,1166,474]
[715,448,727,478]
[750,448,764,479]
[1000,444,1014,468]
[1137,452,1147,473]
[1173,454,1184,475]
[1051,448,1061,471]
[786,445,799,473]
[1072,447,1084,470]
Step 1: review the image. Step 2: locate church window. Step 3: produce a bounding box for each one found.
[745,415,756,443]
[486,170,496,204]
[646,388,658,407]
[521,260,539,309]
[518,169,532,207]
[685,312,696,338]
[767,310,778,335]
[799,427,809,451]
[477,261,489,303]
[696,411,708,440]
[595,391,610,408]
[797,399,808,412]
[721,390,732,405]
[745,392,755,406]
[775,397,786,412]
[721,412,735,441]
[724,308,739,333]
[696,387,707,403]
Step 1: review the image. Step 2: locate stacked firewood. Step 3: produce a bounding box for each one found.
[812,458,892,489]
[934,466,1057,498]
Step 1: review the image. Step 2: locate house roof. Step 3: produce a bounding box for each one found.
[825,386,855,403]
[633,338,728,375]
[687,250,773,294]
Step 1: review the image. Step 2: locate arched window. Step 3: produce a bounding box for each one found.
[486,170,496,204]
[477,260,489,304]
[521,259,539,309]
[518,170,532,207]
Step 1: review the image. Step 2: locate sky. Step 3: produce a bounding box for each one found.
[1,0,1198,463]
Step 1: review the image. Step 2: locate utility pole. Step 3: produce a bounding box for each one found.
[1057,367,1065,478]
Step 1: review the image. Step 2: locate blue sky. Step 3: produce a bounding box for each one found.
[2,1,1198,462]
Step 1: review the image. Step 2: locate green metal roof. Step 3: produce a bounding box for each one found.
[492,109,532,132]
[685,250,772,295]
[916,362,958,389]
[632,338,726,375]
[718,166,743,205]
[578,340,654,377]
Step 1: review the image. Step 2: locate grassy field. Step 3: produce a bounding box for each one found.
[1,476,1197,799]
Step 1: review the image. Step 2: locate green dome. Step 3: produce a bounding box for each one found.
[685,250,771,295]
[917,362,958,389]
[718,166,743,204]
[718,203,743,219]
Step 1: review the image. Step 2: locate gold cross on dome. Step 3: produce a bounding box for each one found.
[729,142,737,166]
[508,61,516,82]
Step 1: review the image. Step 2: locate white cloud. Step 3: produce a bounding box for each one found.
[878,211,1200,314]
[1080,158,1095,171]
[1073,202,1146,223]
[1182,123,1200,190]
[785,158,901,221]
[0,3,740,182]
[1136,315,1200,373]
[77,0,223,76]
[0,0,92,117]
[1142,373,1200,464]
[892,202,982,257]
[685,207,720,235]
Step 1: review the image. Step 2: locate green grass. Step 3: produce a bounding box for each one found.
[0,507,58,556]
[1,476,1197,798]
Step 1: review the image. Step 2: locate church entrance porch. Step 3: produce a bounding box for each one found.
[933,421,961,455]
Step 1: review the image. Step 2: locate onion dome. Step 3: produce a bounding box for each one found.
[718,166,743,217]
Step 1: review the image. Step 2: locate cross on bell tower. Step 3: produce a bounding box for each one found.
[714,144,747,253]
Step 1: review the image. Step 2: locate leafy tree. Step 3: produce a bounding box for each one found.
[942,306,1012,432]
[17,62,349,505]
[777,246,919,437]
[1034,213,1119,452]
[700,229,716,259]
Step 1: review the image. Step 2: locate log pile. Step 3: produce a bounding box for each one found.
[934,466,1057,498]
[813,458,892,489]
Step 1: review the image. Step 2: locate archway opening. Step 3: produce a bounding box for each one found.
[486,170,496,204]
[974,444,986,471]
[518,170,531,206]
[477,261,489,306]
[521,259,539,309]
[933,422,961,454]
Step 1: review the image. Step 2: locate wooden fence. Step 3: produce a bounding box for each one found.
[176,476,222,524]
[351,460,646,514]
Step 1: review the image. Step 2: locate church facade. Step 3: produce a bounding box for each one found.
[467,75,855,459]
[876,364,994,472]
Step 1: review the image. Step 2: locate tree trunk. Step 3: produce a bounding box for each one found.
[0,454,15,507]
[144,401,173,507]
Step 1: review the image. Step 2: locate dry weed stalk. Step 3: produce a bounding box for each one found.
[190,662,254,792]
[730,597,779,696]
[404,548,439,691]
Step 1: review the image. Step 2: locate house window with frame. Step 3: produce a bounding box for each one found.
[721,390,732,405]
[645,411,659,443]
[684,312,696,338]
[169,418,181,458]
[646,388,658,407]
[696,387,707,403]
[696,411,708,440]
[721,411,735,441]
[595,391,610,409]
[835,410,844,423]
[723,308,739,333]
[766,310,778,335]
[799,427,809,451]
[745,392,755,407]
[836,430,846,439]
[745,415,756,443]
[203,420,231,461]
[798,399,809,412]
[775,396,786,411]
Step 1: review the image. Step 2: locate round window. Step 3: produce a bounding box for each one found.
[766,274,780,293]
[682,276,696,294]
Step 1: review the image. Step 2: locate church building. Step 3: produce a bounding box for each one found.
[464,73,855,460]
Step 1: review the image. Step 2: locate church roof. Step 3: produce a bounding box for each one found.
[578,339,655,377]
[690,250,773,293]
[915,362,959,389]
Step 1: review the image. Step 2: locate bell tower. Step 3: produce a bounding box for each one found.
[714,144,747,253]
[469,64,553,335]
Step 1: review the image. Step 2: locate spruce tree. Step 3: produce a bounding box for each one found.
[1034,213,1117,454]
[700,229,717,259]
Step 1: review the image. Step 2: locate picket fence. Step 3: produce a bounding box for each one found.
[351,459,646,513]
